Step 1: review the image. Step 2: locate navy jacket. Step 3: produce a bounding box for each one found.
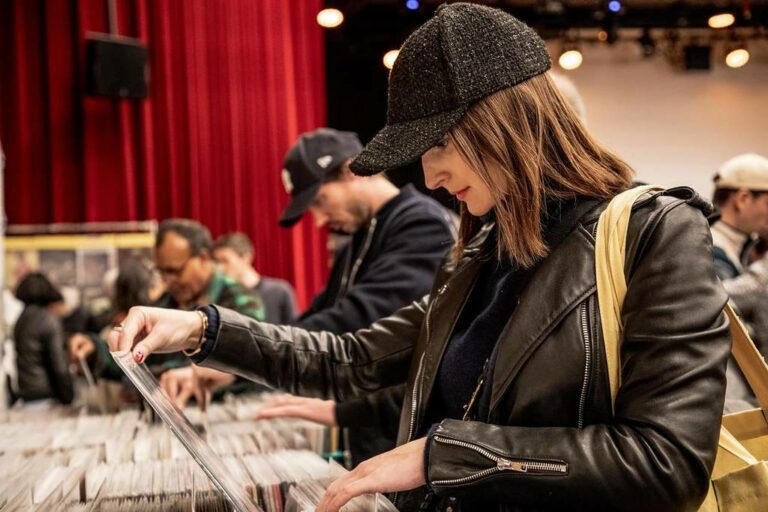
[295,184,454,333]
[294,184,454,464]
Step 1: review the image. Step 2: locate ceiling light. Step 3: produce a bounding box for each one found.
[317,8,344,29]
[708,13,735,29]
[559,49,583,70]
[383,50,400,70]
[725,47,750,68]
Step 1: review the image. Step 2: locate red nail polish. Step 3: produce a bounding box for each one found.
[135,350,144,363]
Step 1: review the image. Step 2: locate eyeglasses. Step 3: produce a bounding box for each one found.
[157,255,196,278]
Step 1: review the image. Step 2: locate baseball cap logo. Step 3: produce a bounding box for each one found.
[316,155,333,169]
[281,169,294,194]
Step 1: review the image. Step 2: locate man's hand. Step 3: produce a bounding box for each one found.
[68,334,95,365]
[159,365,235,409]
[253,395,337,426]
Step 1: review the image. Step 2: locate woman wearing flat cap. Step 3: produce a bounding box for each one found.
[110,3,730,511]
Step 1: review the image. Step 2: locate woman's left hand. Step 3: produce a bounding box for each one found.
[317,438,427,512]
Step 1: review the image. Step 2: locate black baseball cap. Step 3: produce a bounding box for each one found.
[350,3,551,175]
[279,128,363,227]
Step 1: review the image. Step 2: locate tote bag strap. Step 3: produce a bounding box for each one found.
[596,187,768,411]
[595,185,662,410]
[725,304,768,409]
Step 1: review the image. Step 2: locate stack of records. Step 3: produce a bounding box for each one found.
[0,351,396,511]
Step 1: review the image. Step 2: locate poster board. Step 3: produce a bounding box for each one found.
[4,228,156,315]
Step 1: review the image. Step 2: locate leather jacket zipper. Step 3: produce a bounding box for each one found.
[431,436,567,486]
[407,353,426,444]
[406,283,448,443]
[396,283,448,508]
[577,299,592,428]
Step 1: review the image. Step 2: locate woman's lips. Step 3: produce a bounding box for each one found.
[455,187,469,200]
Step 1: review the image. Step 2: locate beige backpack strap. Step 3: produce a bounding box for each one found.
[595,185,663,411]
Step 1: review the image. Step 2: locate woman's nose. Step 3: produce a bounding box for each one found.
[422,162,445,191]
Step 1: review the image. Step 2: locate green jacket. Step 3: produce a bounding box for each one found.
[153,271,265,319]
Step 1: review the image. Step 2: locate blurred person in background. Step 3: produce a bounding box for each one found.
[213,232,297,324]
[69,260,164,381]
[13,272,73,405]
[72,219,263,387]
[710,153,768,412]
[152,219,268,403]
[111,261,165,326]
[153,219,264,320]
[711,153,768,282]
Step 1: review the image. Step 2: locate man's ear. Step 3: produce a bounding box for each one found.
[198,248,212,262]
[734,188,753,210]
[340,159,359,181]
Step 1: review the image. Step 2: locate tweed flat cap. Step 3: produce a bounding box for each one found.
[350,2,551,175]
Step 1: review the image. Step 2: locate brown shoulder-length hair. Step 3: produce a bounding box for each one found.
[448,72,635,267]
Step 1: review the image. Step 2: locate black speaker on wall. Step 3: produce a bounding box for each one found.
[86,33,149,99]
[683,45,712,71]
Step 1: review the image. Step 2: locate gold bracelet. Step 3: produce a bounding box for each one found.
[183,310,208,357]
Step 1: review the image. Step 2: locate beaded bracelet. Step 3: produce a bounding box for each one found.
[182,310,209,357]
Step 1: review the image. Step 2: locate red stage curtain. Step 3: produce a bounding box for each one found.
[0,0,328,308]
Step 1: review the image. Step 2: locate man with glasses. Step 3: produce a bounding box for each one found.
[153,219,263,320]
[72,220,265,387]
[147,219,266,398]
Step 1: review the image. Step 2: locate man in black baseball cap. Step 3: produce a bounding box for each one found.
[279,128,364,230]
[273,127,455,466]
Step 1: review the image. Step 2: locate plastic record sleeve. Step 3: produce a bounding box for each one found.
[111,350,262,512]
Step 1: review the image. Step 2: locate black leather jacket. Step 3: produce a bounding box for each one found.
[13,305,74,404]
[196,188,730,511]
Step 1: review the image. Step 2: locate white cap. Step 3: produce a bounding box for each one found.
[714,153,768,191]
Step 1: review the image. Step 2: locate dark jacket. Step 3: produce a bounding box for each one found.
[294,183,455,465]
[13,305,74,404]
[194,188,730,511]
[254,277,297,325]
[294,184,454,333]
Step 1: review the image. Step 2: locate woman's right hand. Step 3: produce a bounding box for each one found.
[107,306,203,363]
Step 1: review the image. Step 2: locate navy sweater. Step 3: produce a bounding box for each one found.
[425,197,598,429]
